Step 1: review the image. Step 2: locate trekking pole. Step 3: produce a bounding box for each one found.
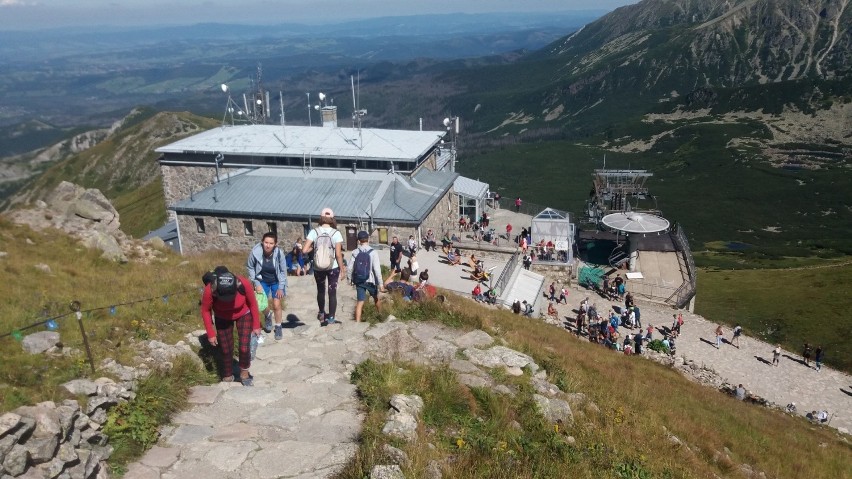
[70,301,96,374]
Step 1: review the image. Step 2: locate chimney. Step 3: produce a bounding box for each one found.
[321,105,337,128]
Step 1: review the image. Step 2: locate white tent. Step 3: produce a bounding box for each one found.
[531,207,575,263]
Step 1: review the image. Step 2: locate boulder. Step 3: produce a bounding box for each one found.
[61,379,99,397]
[370,465,404,479]
[0,412,22,438]
[22,332,61,354]
[3,444,30,476]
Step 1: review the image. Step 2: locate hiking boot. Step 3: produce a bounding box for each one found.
[240,370,253,387]
[317,311,326,322]
[264,311,274,332]
[221,375,234,383]
[274,324,283,340]
[325,316,338,325]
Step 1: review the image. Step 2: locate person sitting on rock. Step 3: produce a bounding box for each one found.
[547,301,558,319]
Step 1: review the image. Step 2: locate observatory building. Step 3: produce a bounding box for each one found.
[154,102,482,254]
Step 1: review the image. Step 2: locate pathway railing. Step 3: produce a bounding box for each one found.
[666,223,697,309]
[493,251,520,296]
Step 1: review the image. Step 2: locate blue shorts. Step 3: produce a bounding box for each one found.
[261,282,281,299]
[356,282,378,302]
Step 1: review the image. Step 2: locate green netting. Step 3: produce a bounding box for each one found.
[578,266,605,288]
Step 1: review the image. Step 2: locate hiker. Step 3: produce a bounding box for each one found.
[814,346,823,371]
[384,267,416,301]
[548,282,557,301]
[441,231,452,253]
[714,325,724,349]
[522,253,532,269]
[424,229,436,252]
[505,223,512,241]
[472,283,484,302]
[286,244,307,276]
[558,288,568,304]
[512,299,522,315]
[302,207,346,326]
[346,230,382,323]
[246,232,287,339]
[416,270,436,299]
[407,235,417,255]
[407,253,419,276]
[732,324,743,348]
[389,236,404,273]
[772,344,781,366]
[447,248,462,266]
[735,384,746,401]
[547,301,558,319]
[522,300,534,317]
[802,343,812,367]
[515,197,522,211]
[200,266,261,386]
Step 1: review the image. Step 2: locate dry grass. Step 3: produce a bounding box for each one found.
[0,218,243,410]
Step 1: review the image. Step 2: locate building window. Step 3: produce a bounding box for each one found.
[219,219,229,235]
[244,221,253,236]
[266,222,277,237]
[195,218,205,233]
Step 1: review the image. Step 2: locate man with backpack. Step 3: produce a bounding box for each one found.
[302,207,346,326]
[200,266,261,386]
[346,230,382,322]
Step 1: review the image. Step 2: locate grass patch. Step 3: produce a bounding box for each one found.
[695,261,852,372]
[0,217,245,410]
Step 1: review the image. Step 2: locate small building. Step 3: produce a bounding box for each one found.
[155,108,470,253]
[530,207,575,264]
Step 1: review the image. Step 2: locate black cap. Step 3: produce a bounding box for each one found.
[357,231,369,241]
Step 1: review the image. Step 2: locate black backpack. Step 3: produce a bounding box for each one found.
[210,271,245,301]
[351,248,373,284]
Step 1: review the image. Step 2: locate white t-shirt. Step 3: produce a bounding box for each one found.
[307,225,344,269]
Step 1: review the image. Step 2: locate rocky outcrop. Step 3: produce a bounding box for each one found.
[1,400,112,479]
[7,181,163,263]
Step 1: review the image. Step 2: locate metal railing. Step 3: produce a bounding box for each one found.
[666,223,697,309]
[492,251,520,296]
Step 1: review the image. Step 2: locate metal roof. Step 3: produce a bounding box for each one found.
[156,124,446,161]
[172,167,458,224]
[454,176,489,199]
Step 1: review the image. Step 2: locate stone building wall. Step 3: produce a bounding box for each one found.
[160,165,240,221]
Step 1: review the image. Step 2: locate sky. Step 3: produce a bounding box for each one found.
[0,0,639,30]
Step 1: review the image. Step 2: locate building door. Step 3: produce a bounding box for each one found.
[345,226,357,251]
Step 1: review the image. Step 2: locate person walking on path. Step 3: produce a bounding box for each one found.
[246,232,288,339]
[515,197,522,212]
[772,344,781,366]
[506,223,512,241]
[714,325,724,349]
[201,266,261,386]
[302,207,346,326]
[732,324,743,348]
[346,230,382,323]
[802,343,812,367]
[814,346,823,371]
[389,236,404,273]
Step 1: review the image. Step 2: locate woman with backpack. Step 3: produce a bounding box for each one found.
[302,208,346,326]
[200,266,261,386]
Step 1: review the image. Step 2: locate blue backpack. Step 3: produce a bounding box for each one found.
[352,248,373,284]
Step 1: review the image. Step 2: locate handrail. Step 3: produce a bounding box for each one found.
[666,223,697,308]
[493,251,520,295]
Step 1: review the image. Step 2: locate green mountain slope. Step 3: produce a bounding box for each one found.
[446,0,851,260]
[15,109,218,237]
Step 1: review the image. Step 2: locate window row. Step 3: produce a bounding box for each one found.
[194,218,276,237]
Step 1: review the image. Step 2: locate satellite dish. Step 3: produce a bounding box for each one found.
[221,84,229,93]
[443,118,451,127]
[318,92,326,101]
